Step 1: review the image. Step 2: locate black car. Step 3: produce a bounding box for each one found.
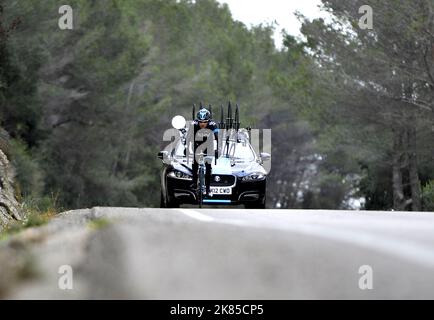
[158,119,270,209]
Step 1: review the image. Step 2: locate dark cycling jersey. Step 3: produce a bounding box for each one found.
[185,120,219,194]
[190,120,219,156]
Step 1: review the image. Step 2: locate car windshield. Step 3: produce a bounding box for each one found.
[174,143,192,159]
[230,142,255,161]
[225,142,255,161]
[174,141,256,161]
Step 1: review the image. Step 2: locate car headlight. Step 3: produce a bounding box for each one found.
[168,170,192,180]
[241,173,266,181]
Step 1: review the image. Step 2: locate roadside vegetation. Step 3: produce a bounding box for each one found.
[0,194,60,240]
[422,181,434,212]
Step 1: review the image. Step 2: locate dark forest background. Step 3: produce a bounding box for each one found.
[1,0,433,211]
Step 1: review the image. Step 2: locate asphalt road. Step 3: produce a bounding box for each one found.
[4,207,434,299]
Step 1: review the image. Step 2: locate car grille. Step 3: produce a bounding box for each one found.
[211,174,236,186]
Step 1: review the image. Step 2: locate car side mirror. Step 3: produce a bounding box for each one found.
[158,150,169,161]
[260,152,271,162]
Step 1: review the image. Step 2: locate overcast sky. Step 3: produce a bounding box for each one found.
[216,0,327,47]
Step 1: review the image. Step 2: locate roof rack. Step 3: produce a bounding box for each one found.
[192,100,244,158]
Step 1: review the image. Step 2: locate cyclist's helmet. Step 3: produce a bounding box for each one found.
[196,108,211,121]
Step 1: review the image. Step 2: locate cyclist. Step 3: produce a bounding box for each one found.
[188,107,219,196]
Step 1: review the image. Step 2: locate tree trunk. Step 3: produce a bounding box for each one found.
[407,126,422,211]
[392,128,406,211]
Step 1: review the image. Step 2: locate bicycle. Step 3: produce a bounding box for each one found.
[196,151,213,208]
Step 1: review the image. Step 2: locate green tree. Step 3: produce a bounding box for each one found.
[294,0,434,211]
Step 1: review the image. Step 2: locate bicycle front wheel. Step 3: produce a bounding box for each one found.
[198,169,205,208]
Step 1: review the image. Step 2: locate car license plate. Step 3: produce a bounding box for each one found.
[210,187,232,195]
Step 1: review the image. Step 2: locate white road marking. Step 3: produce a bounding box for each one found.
[177,208,215,222]
[178,208,434,268]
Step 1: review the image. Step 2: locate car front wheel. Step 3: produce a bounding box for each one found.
[160,192,166,208]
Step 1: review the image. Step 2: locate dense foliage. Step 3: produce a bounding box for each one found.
[1,0,433,210]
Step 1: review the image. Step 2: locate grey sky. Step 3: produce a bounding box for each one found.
[216,0,327,47]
